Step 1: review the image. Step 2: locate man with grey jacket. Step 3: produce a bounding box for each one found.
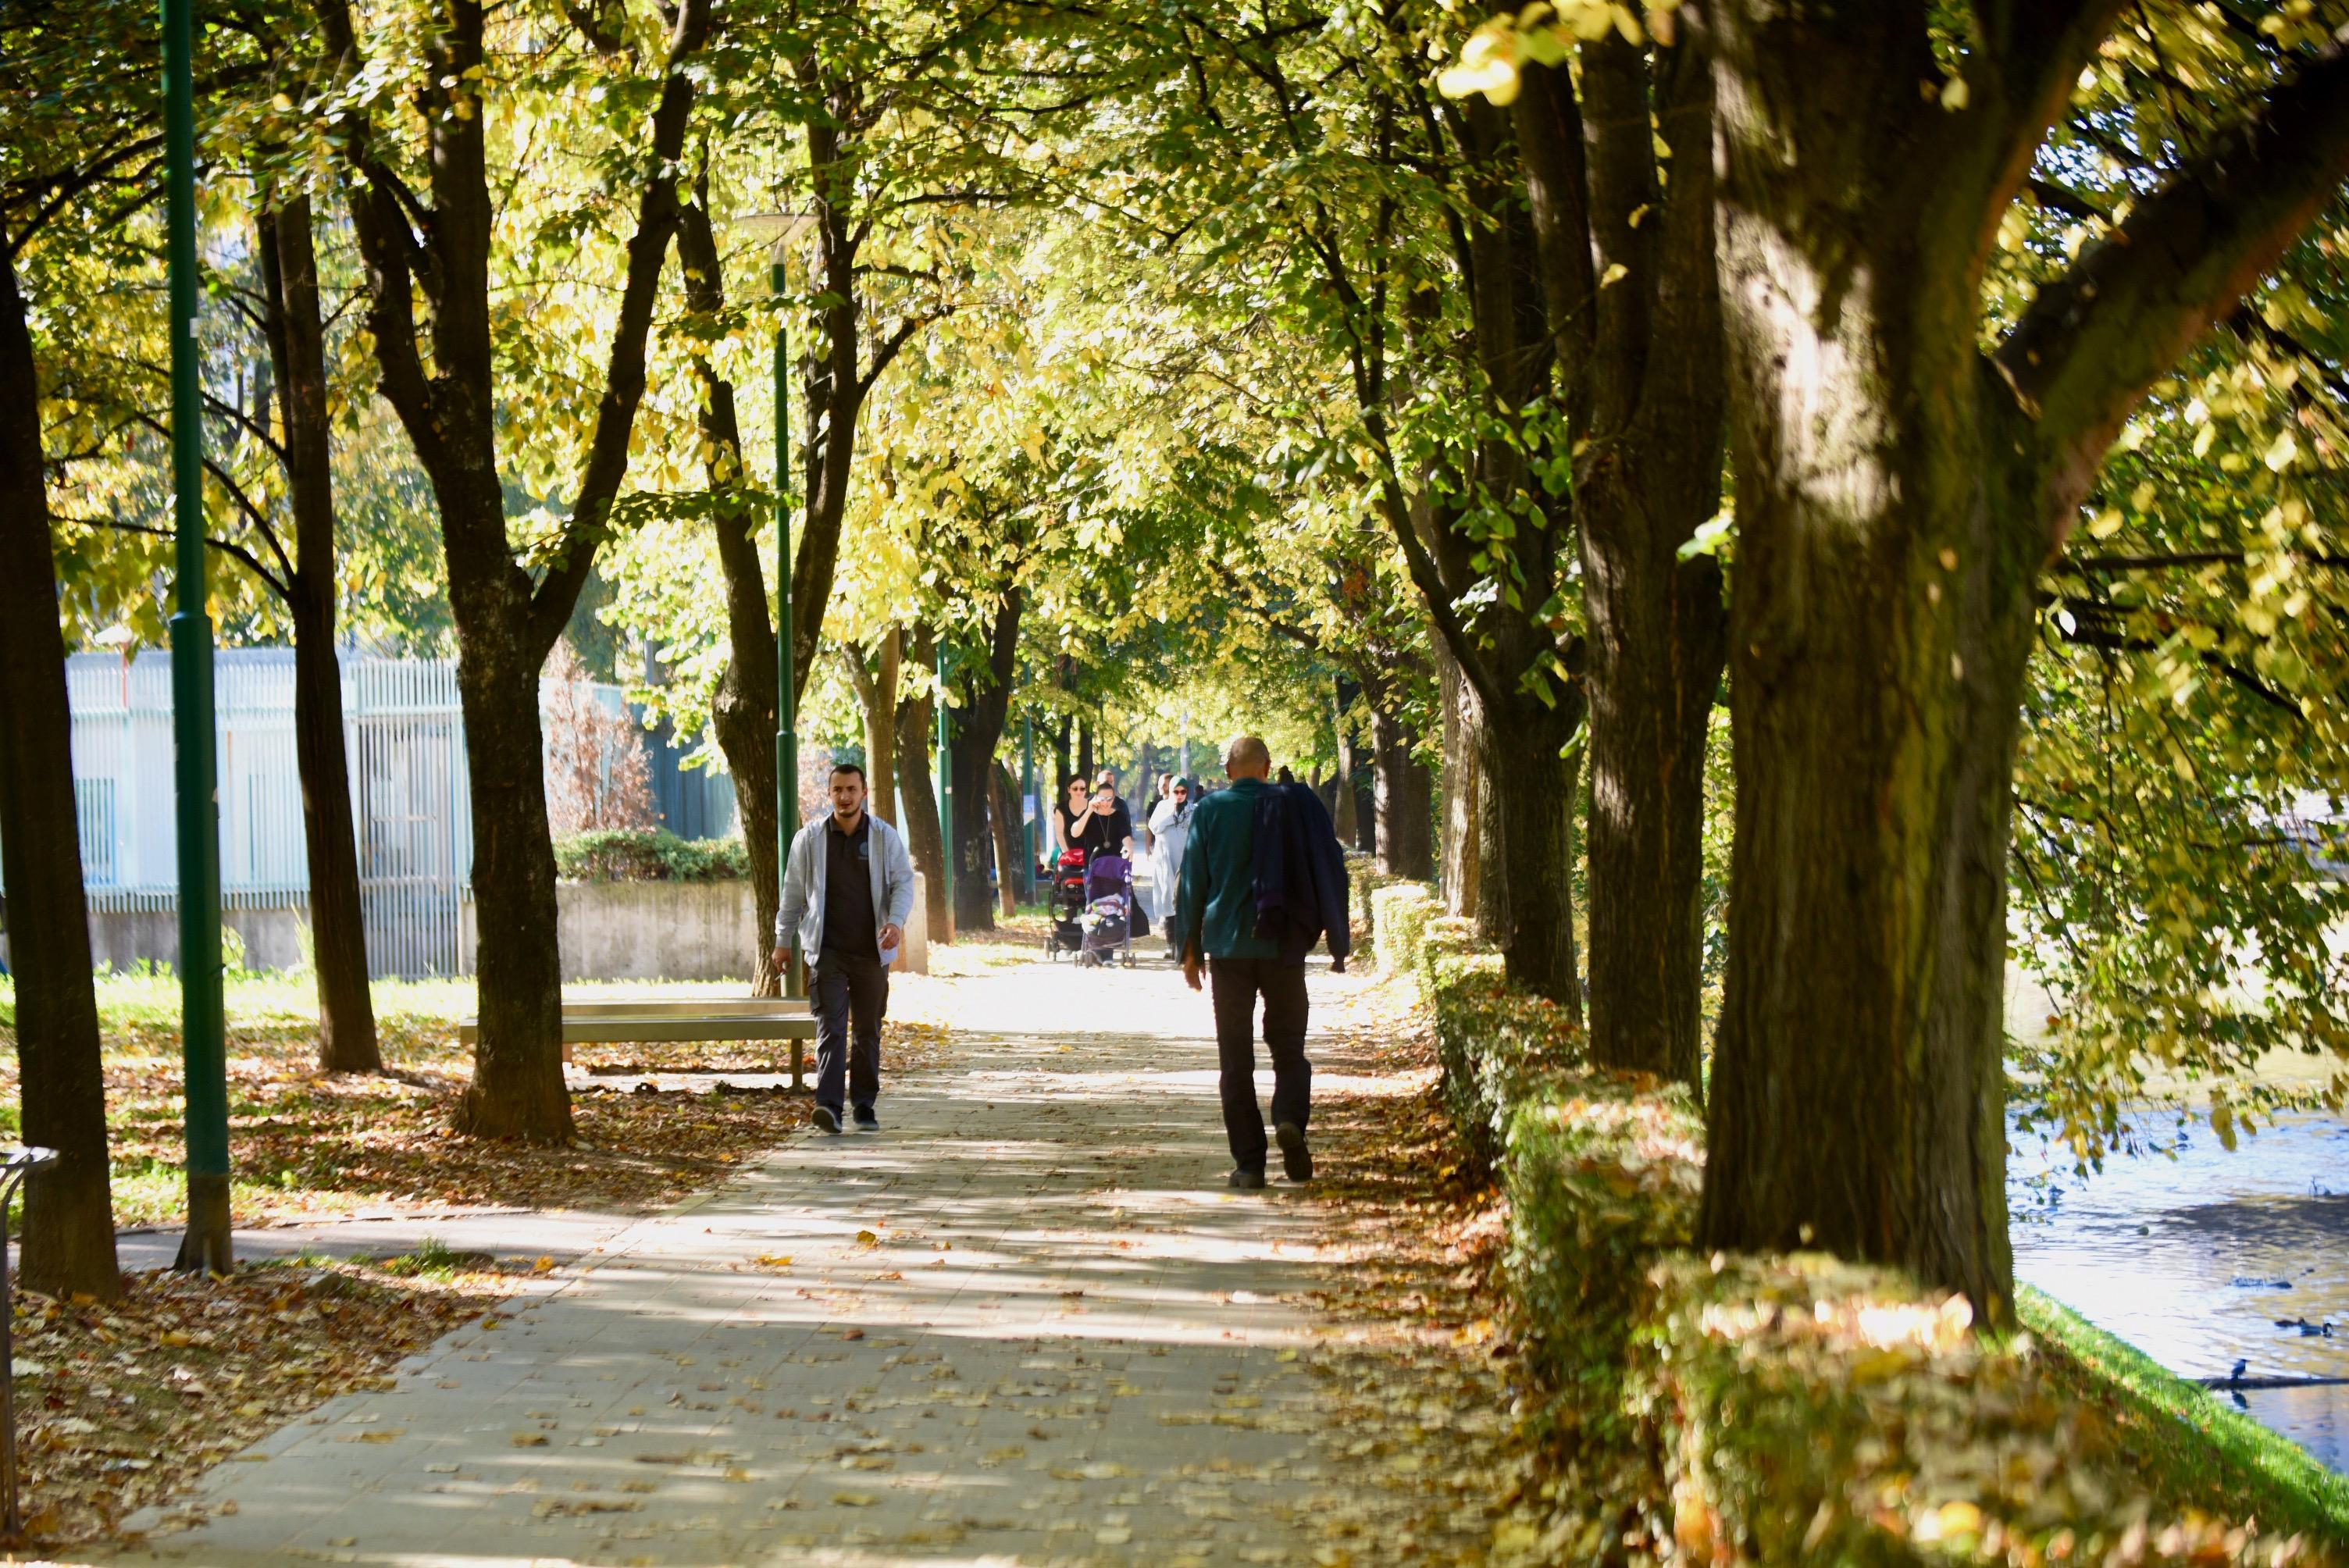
[772,762,916,1134]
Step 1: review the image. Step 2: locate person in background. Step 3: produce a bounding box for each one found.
[1050,776,1088,858]
[1072,775,1135,861]
[1176,736,1337,1189]
[773,762,915,1135]
[1148,775,1195,950]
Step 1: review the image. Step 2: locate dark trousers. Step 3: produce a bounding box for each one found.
[811,948,888,1116]
[1209,956,1311,1173]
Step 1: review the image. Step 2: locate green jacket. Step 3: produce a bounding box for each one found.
[1174,778,1280,962]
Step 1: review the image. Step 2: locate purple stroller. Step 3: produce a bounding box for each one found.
[1078,853,1135,967]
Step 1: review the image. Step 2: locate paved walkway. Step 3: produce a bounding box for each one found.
[106,953,1439,1567]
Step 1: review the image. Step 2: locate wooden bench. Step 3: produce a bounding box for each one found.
[458,997,818,1090]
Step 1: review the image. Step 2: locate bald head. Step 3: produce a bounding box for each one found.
[1221,735,1271,781]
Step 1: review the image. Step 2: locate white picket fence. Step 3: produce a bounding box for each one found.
[61,650,476,979]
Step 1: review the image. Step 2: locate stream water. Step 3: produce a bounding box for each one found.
[2011,1112,2349,1472]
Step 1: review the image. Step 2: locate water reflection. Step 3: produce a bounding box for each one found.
[2011,1113,2349,1471]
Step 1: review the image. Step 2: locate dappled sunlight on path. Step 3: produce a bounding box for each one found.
[102,953,1501,1568]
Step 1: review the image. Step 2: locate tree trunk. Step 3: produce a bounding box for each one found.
[679,197,782,996]
[262,194,380,1074]
[990,761,1022,918]
[451,640,576,1141]
[1076,719,1094,783]
[1695,16,2030,1311]
[1577,479,1727,1089]
[1368,703,1434,880]
[319,0,708,1135]
[894,625,950,942]
[1437,642,1482,918]
[1053,713,1072,800]
[946,592,1023,936]
[1483,694,1585,1021]
[0,227,120,1300]
[1329,681,1360,850]
[844,626,900,829]
[948,727,997,936]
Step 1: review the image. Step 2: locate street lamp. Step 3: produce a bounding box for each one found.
[164,0,230,1274]
[739,210,818,999]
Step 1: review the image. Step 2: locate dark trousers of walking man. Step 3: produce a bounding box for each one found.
[811,948,886,1121]
[1209,956,1310,1176]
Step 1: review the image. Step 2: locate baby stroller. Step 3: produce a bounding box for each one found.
[1048,848,1089,960]
[1078,853,1135,968]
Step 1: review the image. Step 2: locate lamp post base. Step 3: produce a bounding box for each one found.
[173,1172,234,1274]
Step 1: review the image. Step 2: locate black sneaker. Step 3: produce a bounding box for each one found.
[1275,1121,1314,1183]
[1227,1167,1267,1191]
[813,1105,841,1135]
[853,1110,880,1133]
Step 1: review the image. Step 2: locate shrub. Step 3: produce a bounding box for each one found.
[1502,1078,1702,1402]
[1369,882,1437,974]
[1387,887,2319,1566]
[553,828,748,884]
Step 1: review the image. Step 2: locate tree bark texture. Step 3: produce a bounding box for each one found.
[843,626,900,832]
[1511,45,1727,1089]
[319,0,711,1135]
[1436,642,1482,919]
[260,194,381,1073]
[0,227,121,1299]
[894,625,950,942]
[679,198,782,996]
[946,591,1023,936]
[989,761,1023,918]
[1695,1,2349,1310]
[1367,701,1434,881]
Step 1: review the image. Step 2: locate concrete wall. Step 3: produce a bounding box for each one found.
[553,881,758,983]
[472,872,929,982]
[5,872,930,982]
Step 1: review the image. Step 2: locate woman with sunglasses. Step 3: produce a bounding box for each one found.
[1148,775,1196,957]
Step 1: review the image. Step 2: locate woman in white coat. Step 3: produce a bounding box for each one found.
[1147,778,1194,953]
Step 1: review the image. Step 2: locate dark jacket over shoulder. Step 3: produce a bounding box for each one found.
[1251,782,1351,965]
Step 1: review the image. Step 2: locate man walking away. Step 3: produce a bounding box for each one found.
[773,763,915,1134]
[1178,735,1318,1189]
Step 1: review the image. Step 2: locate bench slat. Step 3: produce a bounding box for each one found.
[457,1017,817,1045]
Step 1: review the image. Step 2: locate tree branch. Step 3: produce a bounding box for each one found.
[1998,41,2349,522]
[86,519,290,601]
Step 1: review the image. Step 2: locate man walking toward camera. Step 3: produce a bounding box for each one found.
[773,762,915,1134]
[1177,735,1344,1189]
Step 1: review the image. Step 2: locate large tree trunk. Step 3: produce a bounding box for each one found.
[679,197,783,996]
[1436,642,1482,918]
[1367,694,1434,880]
[320,0,708,1136]
[894,625,950,942]
[1694,11,2032,1311]
[0,226,120,1300]
[1053,713,1072,801]
[451,637,576,1141]
[1578,480,1726,1089]
[262,194,380,1074]
[1506,44,1728,1091]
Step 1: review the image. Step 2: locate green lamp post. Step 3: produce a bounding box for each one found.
[164,0,231,1273]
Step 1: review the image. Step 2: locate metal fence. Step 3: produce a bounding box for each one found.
[41,650,735,981]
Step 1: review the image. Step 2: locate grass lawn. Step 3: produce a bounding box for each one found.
[0,964,964,1233]
[2021,1285,2349,1548]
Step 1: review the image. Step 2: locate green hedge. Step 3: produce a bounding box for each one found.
[1376,886,2328,1566]
[552,828,748,884]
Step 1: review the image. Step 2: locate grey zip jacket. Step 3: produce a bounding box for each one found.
[775,811,918,968]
